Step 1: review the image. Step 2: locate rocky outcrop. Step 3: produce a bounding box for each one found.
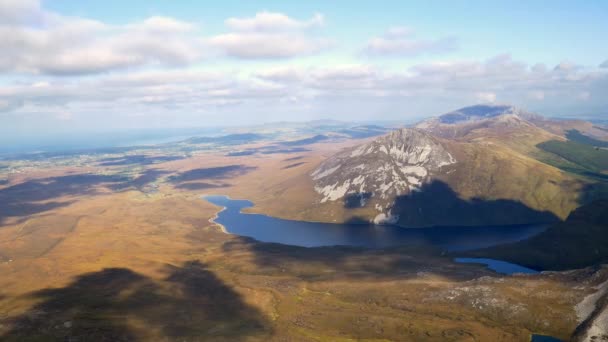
[311,128,456,223]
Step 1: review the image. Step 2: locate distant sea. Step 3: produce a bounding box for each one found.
[0,128,221,156]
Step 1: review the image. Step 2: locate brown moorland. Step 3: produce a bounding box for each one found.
[0,144,606,341]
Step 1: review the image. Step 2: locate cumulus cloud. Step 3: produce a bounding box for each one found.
[210,12,330,59]
[0,0,41,24]
[0,2,606,124]
[2,53,607,121]
[2,3,332,73]
[0,0,204,75]
[225,11,324,31]
[475,92,497,103]
[553,61,579,72]
[363,26,457,56]
[209,33,330,59]
[528,90,545,100]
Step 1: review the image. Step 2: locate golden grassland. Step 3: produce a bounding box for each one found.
[0,145,604,341]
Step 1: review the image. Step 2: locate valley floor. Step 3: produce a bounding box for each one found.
[0,146,605,341]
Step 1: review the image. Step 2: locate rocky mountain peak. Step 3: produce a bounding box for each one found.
[311,128,456,223]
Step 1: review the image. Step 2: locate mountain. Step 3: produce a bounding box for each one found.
[416,104,608,148]
[311,129,456,224]
[253,104,607,228]
[308,126,576,227]
[463,200,608,271]
[422,104,530,124]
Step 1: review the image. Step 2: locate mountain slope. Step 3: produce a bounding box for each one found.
[307,126,579,227]
[463,200,608,271]
[252,104,605,228]
[312,129,456,223]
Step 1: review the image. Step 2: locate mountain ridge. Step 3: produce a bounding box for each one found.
[248,104,607,228]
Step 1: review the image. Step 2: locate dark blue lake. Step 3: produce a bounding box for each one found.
[530,334,563,342]
[203,195,547,252]
[454,258,539,275]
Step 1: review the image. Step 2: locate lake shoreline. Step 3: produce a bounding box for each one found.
[201,195,549,253]
[201,194,551,231]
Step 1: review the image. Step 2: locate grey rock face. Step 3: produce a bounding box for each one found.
[311,128,456,223]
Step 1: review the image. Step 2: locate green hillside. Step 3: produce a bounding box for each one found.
[566,129,608,148]
[537,140,608,173]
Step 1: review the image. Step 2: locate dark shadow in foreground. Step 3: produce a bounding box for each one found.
[0,261,271,341]
[220,236,494,283]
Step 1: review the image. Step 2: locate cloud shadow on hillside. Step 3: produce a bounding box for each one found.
[0,171,174,224]
[168,165,256,183]
[388,180,559,227]
[168,165,256,191]
[0,174,128,224]
[98,154,185,166]
[0,261,271,341]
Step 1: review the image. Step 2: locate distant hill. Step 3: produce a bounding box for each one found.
[435,104,519,124]
[281,135,330,146]
[186,133,265,145]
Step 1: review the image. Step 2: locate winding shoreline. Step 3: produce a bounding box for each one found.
[208,205,229,234]
[202,194,231,234]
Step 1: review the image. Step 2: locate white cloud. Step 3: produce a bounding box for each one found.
[2,54,607,119]
[135,16,195,33]
[0,0,41,24]
[225,11,324,31]
[577,91,591,101]
[528,90,545,100]
[209,33,330,59]
[475,92,497,103]
[553,61,578,72]
[363,26,457,56]
[210,12,330,59]
[0,1,204,75]
[0,2,606,125]
[55,110,73,120]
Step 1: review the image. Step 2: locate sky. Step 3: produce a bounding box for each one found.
[1,0,607,140]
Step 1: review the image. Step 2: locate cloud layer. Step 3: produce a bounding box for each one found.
[0,3,332,74]
[2,54,606,123]
[0,1,206,75]
[209,12,331,58]
[0,0,607,130]
[363,27,457,56]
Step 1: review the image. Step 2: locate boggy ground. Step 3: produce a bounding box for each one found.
[0,147,605,341]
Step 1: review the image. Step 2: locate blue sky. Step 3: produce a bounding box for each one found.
[44,0,608,66]
[1,0,607,138]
